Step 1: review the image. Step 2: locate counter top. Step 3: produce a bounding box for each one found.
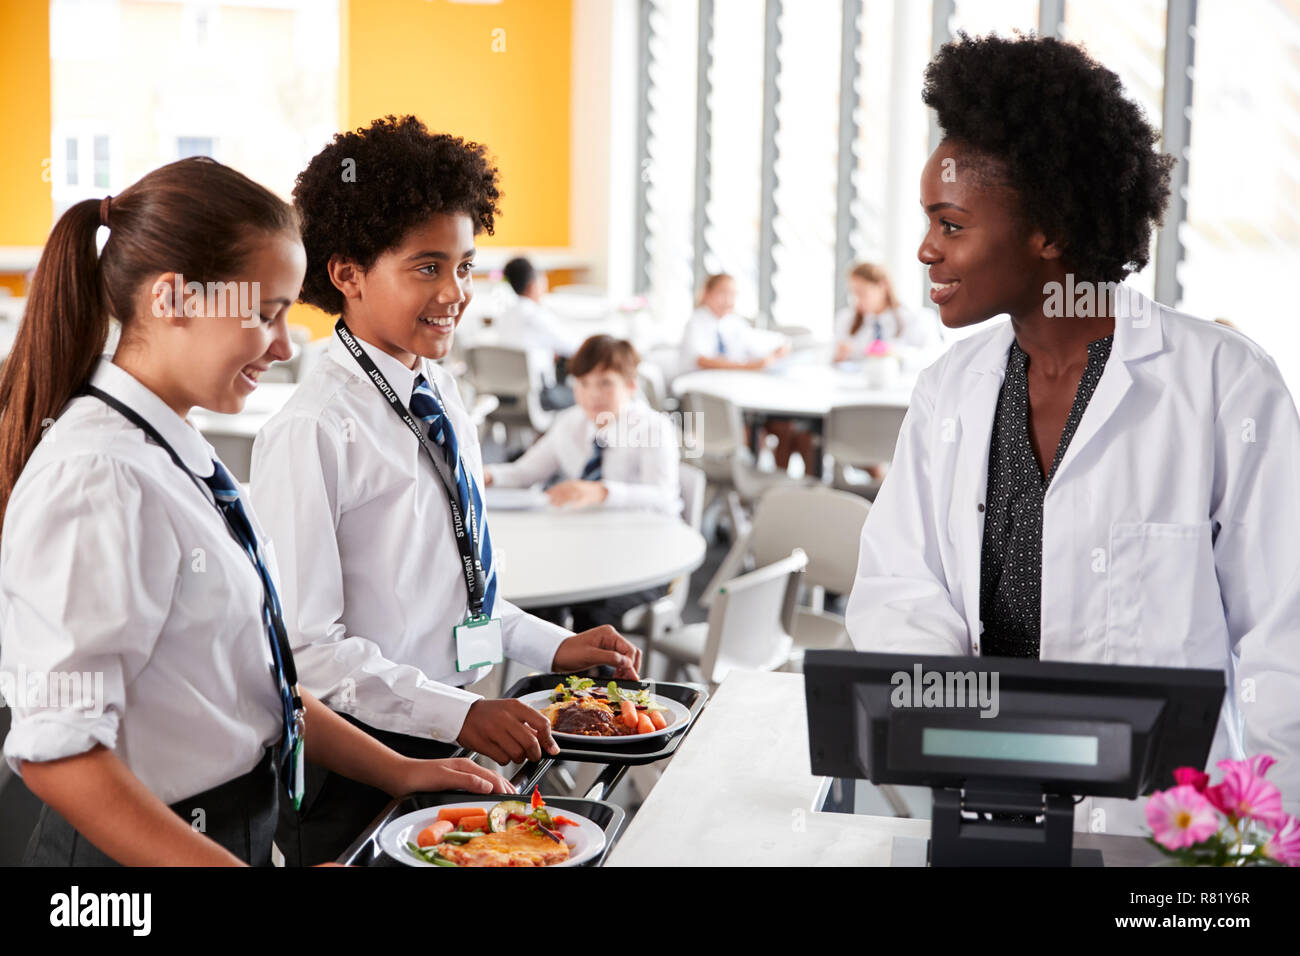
[605,670,930,866]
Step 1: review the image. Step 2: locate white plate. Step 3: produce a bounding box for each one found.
[519,688,692,745]
[380,801,605,867]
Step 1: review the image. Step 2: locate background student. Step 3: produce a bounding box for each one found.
[833,261,944,365]
[681,273,813,474]
[251,116,642,866]
[495,256,581,410]
[0,158,510,867]
[486,334,681,629]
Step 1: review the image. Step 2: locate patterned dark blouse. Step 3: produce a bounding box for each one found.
[978,334,1115,659]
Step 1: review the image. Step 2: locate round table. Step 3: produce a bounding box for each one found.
[489,508,707,608]
[671,356,914,417]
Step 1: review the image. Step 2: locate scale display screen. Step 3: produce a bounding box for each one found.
[921,727,1100,766]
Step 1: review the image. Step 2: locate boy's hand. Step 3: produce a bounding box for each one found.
[457,699,560,763]
[395,755,516,797]
[552,626,641,679]
[483,469,494,487]
[546,480,608,508]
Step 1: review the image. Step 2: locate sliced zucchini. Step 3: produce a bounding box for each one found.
[489,800,529,832]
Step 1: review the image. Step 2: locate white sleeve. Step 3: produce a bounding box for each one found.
[1209,354,1300,817]
[680,313,714,368]
[833,307,855,345]
[250,415,479,743]
[1,456,179,772]
[487,423,565,488]
[603,417,681,516]
[533,307,583,358]
[845,373,971,655]
[500,599,570,669]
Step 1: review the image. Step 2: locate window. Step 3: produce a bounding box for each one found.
[65,137,78,187]
[49,0,339,217]
[177,137,216,160]
[1177,0,1300,397]
[637,0,700,334]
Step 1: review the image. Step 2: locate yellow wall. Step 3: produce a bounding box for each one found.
[0,0,53,281]
[0,0,572,337]
[291,0,574,338]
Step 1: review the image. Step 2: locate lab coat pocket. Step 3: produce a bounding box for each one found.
[1106,521,1220,666]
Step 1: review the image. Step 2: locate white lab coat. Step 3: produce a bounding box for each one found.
[846,288,1300,836]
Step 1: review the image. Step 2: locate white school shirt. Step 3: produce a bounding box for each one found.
[845,289,1300,833]
[0,358,283,805]
[250,333,570,743]
[833,305,944,365]
[493,296,582,387]
[680,307,784,367]
[486,402,683,517]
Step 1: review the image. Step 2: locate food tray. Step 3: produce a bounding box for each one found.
[504,673,709,766]
[337,793,625,867]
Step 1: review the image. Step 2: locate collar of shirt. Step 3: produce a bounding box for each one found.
[89,357,216,478]
[325,327,433,401]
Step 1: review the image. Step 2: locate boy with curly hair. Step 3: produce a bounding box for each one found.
[846,34,1300,834]
[251,115,641,865]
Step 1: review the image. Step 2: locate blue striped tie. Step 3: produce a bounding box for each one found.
[200,458,302,797]
[716,329,727,357]
[409,374,497,618]
[581,436,604,482]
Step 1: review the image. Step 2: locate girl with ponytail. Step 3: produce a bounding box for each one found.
[0,157,509,866]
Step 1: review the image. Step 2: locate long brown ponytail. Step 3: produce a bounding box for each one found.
[847,262,901,338]
[0,157,298,532]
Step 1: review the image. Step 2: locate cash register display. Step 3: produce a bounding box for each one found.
[921,727,1100,766]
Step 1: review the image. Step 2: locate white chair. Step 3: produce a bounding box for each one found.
[653,548,808,687]
[464,344,554,448]
[679,390,807,538]
[823,402,909,500]
[701,484,870,660]
[619,463,707,647]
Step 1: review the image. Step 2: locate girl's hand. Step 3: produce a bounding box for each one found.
[395,757,515,798]
[834,341,854,363]
[483,469,494,487]
[546,480,608,507]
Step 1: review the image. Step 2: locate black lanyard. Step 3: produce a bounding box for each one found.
[81,385,303,709]
[332,318,489,619]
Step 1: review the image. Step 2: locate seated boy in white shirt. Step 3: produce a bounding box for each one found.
[486,335,682,629]
[496,256,580,410]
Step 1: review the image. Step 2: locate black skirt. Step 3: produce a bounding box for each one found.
[23,747,279,867]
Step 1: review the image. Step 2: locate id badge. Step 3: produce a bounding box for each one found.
[291,736,305,811]
[454,614,504,671]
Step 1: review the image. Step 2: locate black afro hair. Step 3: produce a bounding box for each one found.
[922,32,1174,284]
[293,114,502,315]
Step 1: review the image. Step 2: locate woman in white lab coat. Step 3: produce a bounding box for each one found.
[846,34,1300,834]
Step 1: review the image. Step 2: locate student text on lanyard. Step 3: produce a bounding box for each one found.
[333,319,504,672]
[82,386,306,809]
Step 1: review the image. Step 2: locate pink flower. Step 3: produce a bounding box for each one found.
[1146,785,1222,851]
[1214,758,1286,828]
[1265,815,1300,867]
[1173,767,1210,792]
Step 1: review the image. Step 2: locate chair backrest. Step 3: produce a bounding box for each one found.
[823,402,909,469]
[748,485,870,594]
[465,345,535,399]
[701,548,807,684]
[677,462,707,531]
[679,391,745,459]
[636,365,668,413]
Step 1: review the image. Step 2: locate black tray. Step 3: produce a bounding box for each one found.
[337,792,625,867]
[504,674,709,766]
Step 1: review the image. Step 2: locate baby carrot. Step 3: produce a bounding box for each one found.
[648,710,667,730]
[620,700,638,729]
[437,806,487,824]
[456,814,490,833]
[637,712,655,734]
